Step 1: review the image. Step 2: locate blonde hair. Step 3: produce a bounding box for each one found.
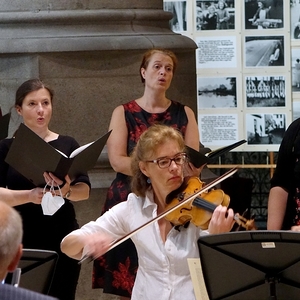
[130,124,185,197]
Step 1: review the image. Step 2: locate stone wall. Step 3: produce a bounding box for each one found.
[0,2,198,299]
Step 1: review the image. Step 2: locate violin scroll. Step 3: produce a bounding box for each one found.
[233,213,257,231]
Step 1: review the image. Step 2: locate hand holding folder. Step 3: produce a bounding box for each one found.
[5,123,111,187]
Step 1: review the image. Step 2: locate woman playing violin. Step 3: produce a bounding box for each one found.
[61,124,234,300]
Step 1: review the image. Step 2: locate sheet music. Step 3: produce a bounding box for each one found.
[187,258,209,300]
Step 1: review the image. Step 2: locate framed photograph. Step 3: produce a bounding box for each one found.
[245,0,284,30]
[293,100,300,120]
[245,76,286,107]
[197,76,237,108]
[290,1,300,40]
[291,48,300,92]
[163,0,187,32]
[246,113,286,145]
[195,0,235,31]
[244,35,284,67]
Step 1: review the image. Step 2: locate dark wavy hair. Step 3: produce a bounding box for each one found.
[15,79,54,108]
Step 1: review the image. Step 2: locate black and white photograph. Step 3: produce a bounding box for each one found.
[195,0,235,31]
[245,76,286,107]
[197,76,237,108]
[163,0,187,32]
[293,101,300,120]
[291,48,300,92]
[245,35,284,67]
[244,0,283,30]
[246,113,286,145]
[291,0,300,40]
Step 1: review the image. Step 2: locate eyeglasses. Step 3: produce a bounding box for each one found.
[146,153,187,169]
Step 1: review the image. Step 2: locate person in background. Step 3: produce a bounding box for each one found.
[216,0,230,29]
[267,117,300,231]
[251,1,271,29]
[0,79,91,300]
[61,124,234,300]
[196,6,205,30]
[268,41,281,66]
[203,5,218,30]
[0,200,58,300]
[93,48,202,299]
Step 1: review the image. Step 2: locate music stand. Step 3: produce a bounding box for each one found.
[16,249,58,294]
[197,231,300,300]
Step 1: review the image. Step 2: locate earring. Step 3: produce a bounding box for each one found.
[147,177,151,184]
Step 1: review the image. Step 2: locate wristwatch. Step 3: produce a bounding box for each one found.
[64,187,72,199]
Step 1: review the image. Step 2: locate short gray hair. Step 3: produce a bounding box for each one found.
[0,201,23,263]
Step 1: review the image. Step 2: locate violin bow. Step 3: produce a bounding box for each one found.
[79,167,238,264]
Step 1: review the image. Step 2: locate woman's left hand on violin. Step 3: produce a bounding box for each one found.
[208,205,235,234]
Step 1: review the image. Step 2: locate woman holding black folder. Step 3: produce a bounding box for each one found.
[0,79,91,300]
[93,49,202,299]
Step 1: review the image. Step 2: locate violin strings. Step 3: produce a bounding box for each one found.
[192,197,216,212]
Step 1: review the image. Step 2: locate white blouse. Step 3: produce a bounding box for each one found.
[66,190,208,300]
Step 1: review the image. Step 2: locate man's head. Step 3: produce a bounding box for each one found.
[0,201,23,280]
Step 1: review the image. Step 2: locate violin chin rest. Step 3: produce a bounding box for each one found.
[178,215,192,225]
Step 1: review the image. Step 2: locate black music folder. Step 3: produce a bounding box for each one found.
[5,123,111,187]
[0,112,11,140]
[186,139,247,168]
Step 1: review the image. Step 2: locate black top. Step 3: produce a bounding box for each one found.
[0,135,91,252]
[270,118,300,229]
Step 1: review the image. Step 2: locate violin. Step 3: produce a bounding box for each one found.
[79,167,247,264]
[165,176,256,231]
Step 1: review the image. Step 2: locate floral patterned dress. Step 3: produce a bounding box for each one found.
[93,100,189,297]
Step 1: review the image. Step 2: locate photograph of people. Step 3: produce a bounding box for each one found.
[163,1,187,32]
[245,0,283,30]
[245,36,284,67]
[216,0,230,29]
[291,49,300,92]
[291,0,300,39]
[195,0,235,30]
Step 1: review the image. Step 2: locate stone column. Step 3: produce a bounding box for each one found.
[0,1,197,299]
